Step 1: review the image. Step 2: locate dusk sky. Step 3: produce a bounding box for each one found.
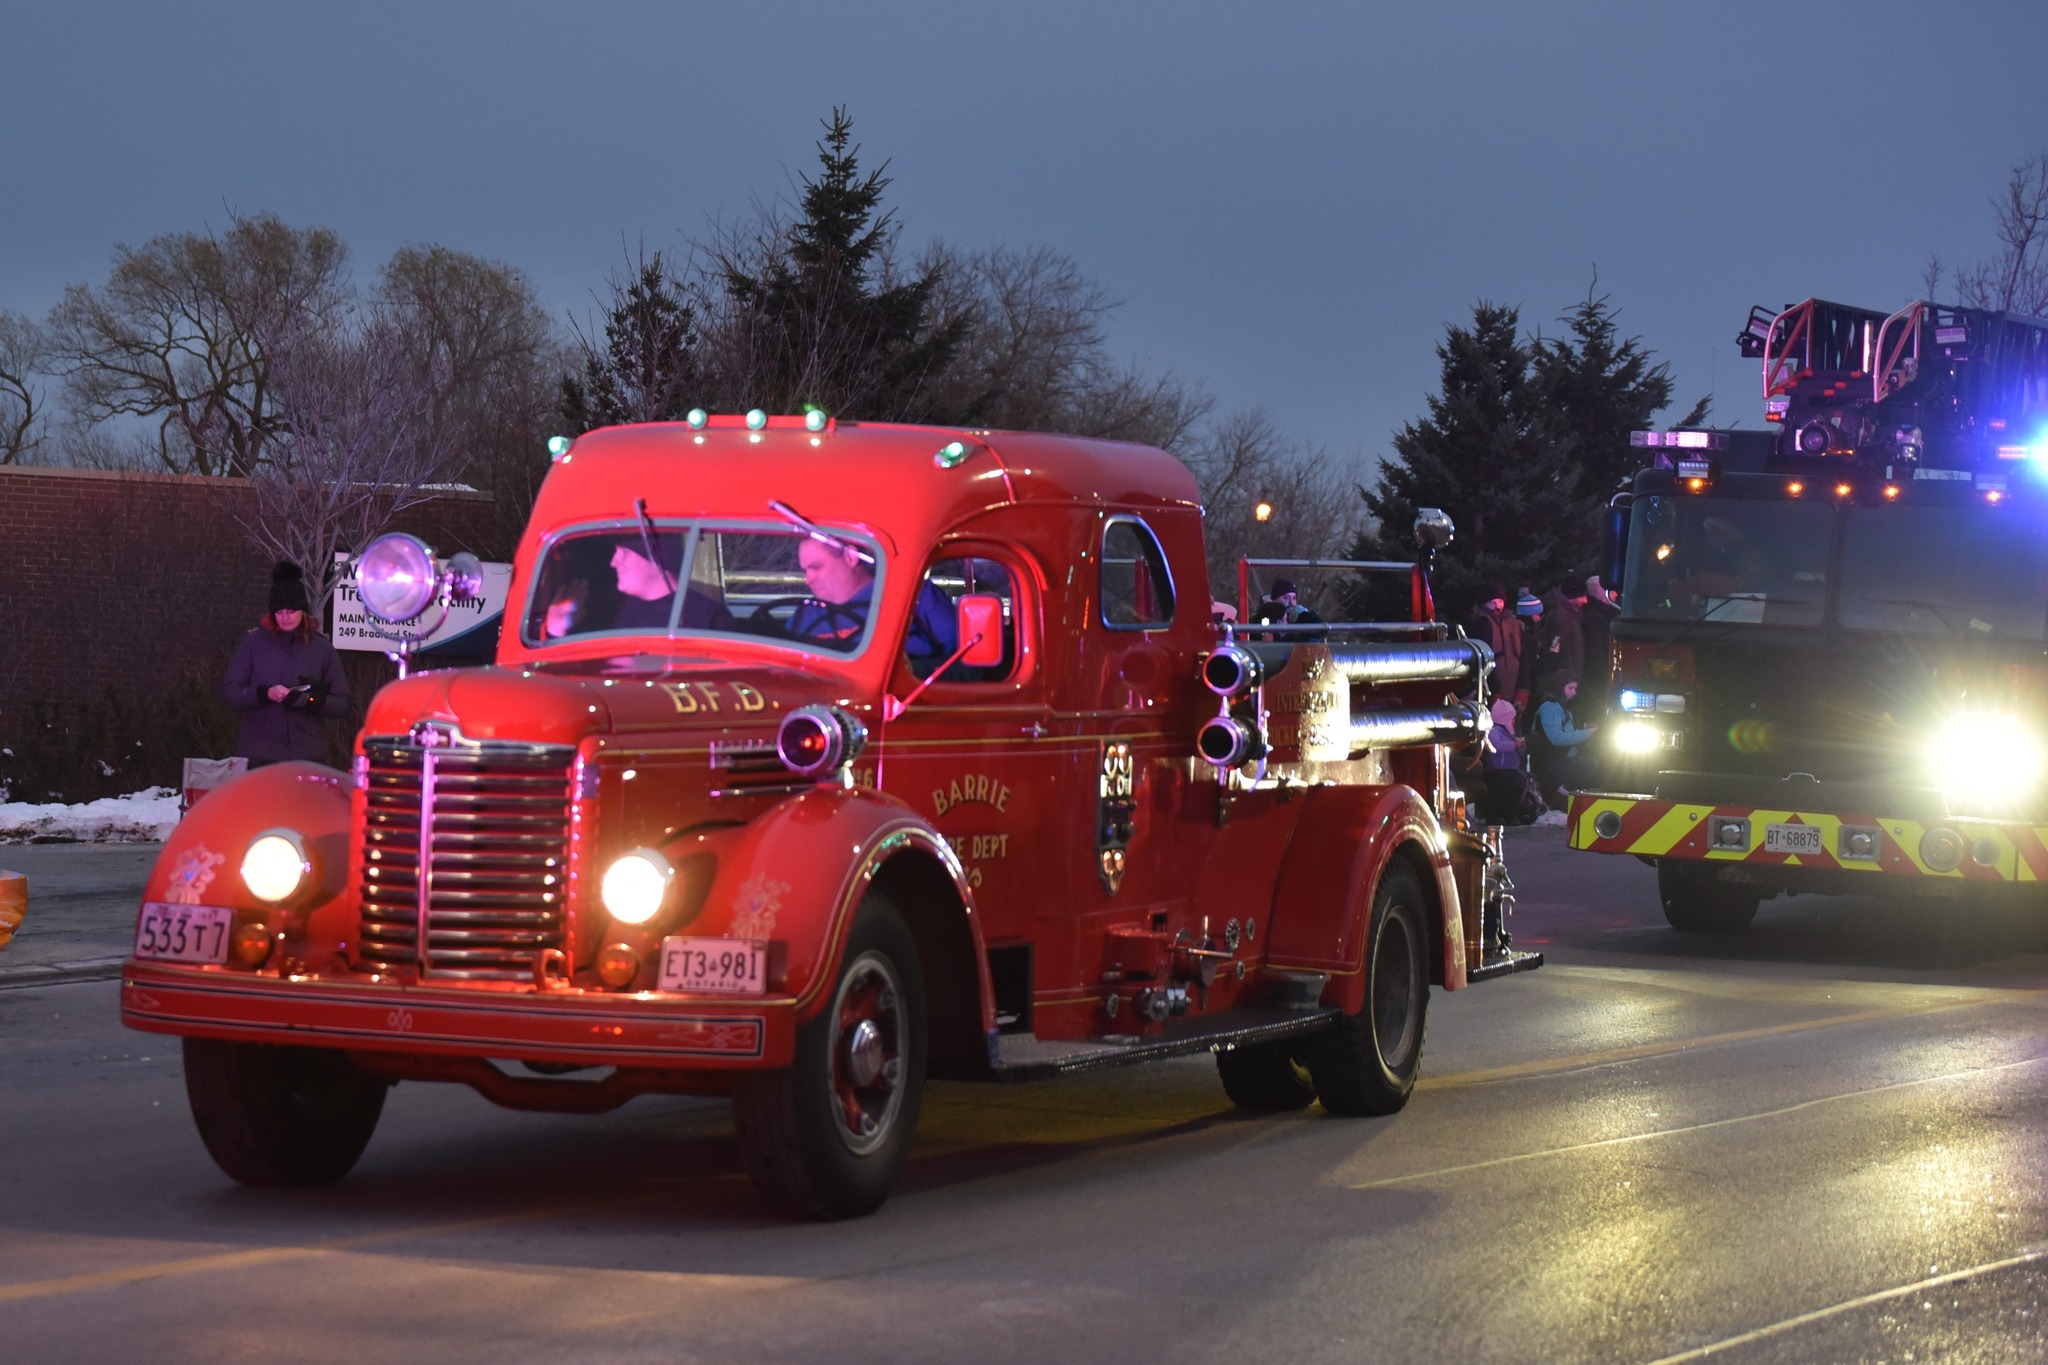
[6,1,2046,481]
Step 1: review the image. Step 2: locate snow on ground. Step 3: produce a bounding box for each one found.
[0,788,179,843]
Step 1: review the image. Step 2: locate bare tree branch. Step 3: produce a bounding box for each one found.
[0,311,47,464]
[47,213,348,477]
[240,302,461,610]
[1956,153,2048,316]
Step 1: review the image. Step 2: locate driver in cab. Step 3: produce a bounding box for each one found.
[789,537,958,665]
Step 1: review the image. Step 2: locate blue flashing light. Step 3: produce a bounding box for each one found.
[686,408,708,430]
[804,408,828,432]
[934,440,971,469]
[745,409,768,431]
[546,434,572,459]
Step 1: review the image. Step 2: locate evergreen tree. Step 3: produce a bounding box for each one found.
[559,253,697,433]
[713,108,968,420]
[1347,303,1584,622]
[1531,284,1701,514]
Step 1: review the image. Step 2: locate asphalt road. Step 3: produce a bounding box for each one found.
[1,829,2042,1364]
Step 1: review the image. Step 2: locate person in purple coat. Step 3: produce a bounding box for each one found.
[222,562,351,767]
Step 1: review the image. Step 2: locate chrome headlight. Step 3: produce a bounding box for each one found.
[356,532,439,623]
[240,829,311,904]
[777,705,867,778]
[1925,713,2046,807]
[601,848,675,925]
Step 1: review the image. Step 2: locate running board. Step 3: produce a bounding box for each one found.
[1466,948,1545,982]
[988,1006,1342,1083]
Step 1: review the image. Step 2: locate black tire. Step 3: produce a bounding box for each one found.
[182,1038,389,1186]
[1215,1040,1317,1111]
[1658,860,1761,934]
[1304,863,1430,1116]
[731,893,927,1220]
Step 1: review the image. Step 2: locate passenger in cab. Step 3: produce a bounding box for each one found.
[789,537,956,663]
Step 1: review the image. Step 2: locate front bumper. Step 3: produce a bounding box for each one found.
[120,961,796,1069]
[1566,791,2048,884]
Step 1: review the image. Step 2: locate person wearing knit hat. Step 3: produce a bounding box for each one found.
[222,561,351,766]
[1515,589,1543,619]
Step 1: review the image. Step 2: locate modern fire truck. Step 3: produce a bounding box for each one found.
[122,414,1539,1219]
[1569,298,2048,931]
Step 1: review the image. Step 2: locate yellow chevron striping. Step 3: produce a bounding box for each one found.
[1631,803,1713,857]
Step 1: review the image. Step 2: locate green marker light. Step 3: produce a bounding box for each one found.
[546,435,572,459]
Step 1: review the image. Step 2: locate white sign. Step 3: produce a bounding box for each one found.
[331,555,514,655]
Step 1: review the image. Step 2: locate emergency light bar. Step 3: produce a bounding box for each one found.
[1631,430,1729,450]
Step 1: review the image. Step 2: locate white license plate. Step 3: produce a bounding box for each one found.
[1763,822,1824,855]
[135,902,234,964]
[659,937,766,995]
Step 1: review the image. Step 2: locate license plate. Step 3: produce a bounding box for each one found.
[135,902,233,964]
[659,937,766,995]
[1763,822,1824,855]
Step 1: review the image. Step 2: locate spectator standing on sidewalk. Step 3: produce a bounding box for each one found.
[1512,589,1544,712]
[1469,583,1526,715]
[223,562,351,768]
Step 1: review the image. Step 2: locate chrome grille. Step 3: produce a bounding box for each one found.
[358,739,576,981]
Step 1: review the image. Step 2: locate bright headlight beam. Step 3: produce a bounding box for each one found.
[1612,719,1663,755]
[1926,713,2046,807]
[601,850,674,924]
[241,832,310,904]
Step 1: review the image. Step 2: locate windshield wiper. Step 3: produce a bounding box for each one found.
[770,499,875,564]
[632,497,677,591]
[1662,593,1808,648]
[1854,595,1962,635]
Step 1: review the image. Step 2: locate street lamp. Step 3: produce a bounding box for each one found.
[1253,501,1273,523]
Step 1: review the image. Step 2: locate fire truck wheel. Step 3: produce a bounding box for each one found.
[1304,863,1430,1117]
[181,1038,389,1186]
[1215,1040,1317,1110]
[1657,861,1761,934]
[731,893,927,1220]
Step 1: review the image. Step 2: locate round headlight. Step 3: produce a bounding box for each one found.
[1612,719,1662,755]
[601,849,674,925]
[241,830,311,904]
[356,533,439,623]
[1926,713,2046,807]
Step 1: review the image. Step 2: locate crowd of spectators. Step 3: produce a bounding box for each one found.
[1465,570,1620,823]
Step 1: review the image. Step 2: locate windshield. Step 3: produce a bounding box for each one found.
[522,520,885,655]
[1622,495,1830,626]
[1839,504,2048,639]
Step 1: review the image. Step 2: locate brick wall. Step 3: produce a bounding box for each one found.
[0,466,497,785]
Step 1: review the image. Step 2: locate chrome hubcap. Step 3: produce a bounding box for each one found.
[827,951,906,1156]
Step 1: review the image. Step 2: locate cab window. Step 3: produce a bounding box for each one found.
[906,556,1018,681]
[1101,519,1175,629]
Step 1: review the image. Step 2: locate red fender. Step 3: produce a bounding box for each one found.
[141,762,354,920]
[1261,783,1467,1012]
[678,786,995,1031]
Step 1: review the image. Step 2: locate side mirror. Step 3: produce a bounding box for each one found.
[956,595,1006,668]
[1414,507,1454,549]
[1602,497,1632,593]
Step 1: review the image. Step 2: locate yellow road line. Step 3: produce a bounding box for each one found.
[1428,991,2043,1089]
[1351,1053,2047,1190]
[1639,1244,2048,1364]
[0,1198,638,1305]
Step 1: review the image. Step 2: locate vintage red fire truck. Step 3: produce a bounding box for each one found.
[1570,298,2048,930]
[123,413,1539,1218]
